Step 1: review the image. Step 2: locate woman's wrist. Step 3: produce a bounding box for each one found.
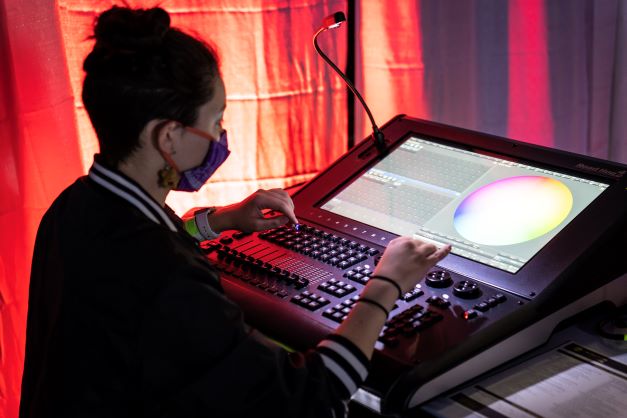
[206,206,230,233]
[360,279,398,311]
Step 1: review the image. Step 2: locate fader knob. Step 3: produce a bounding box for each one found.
[452,280,482,299]
[425,270,453,288]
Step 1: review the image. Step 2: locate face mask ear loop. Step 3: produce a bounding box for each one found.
[184,126,218,142]
[159,149,181,173]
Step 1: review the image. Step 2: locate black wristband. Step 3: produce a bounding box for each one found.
[369,275,403,300]
[357,297,390,318]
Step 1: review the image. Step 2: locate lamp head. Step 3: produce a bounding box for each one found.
[322,11,346,30]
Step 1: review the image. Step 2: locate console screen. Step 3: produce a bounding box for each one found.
[320,136,608,273]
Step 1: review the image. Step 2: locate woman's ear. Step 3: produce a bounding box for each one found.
[146,120,182,155]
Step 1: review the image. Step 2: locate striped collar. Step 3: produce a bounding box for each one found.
[88,157,178,233]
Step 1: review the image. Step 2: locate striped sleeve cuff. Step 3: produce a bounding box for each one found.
[316,334,370,398]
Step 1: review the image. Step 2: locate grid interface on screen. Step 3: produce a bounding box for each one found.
[321,137,608,273]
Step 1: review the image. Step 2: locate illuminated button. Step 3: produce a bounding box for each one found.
[464,309,478,320]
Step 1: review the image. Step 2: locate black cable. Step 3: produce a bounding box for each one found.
[346,0,356,150]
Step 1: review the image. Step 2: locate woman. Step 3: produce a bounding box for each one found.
[20,6,450,418]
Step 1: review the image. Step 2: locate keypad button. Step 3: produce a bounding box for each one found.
[474,302,489,312]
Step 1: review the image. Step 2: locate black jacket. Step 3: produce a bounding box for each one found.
[20,157,369,418]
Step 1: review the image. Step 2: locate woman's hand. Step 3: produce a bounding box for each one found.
[208,189,298,233]
[338,237,451,360]
[371,237,451,294]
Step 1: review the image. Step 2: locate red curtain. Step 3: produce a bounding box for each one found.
[0,0,83,416]
[356,0,427,140]
[355,0,627,162]
[56,0,348,213]
[355,0,554,148]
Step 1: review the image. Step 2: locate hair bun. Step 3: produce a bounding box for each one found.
[93,6,171,51]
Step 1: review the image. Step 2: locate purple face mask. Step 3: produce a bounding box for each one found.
[176,129,231,192]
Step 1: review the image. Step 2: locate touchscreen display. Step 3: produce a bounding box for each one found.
[320,136,608,273]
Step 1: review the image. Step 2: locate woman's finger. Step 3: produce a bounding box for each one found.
[252,192,299,225]
[253,214,290,231]
[426,244,452,262]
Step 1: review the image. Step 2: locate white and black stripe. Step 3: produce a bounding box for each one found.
[88,161,178,233]
[316,334,369,398]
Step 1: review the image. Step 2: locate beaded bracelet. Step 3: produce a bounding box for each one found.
[369,275,403,300]
[357,297,390,318]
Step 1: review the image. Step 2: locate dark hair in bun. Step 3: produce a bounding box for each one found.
[82,6,220,166]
